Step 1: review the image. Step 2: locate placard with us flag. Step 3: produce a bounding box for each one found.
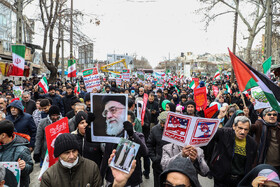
[162,112,220,147]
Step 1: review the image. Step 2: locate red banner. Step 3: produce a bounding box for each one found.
[194,87,207,111]
[213,86,219,97]
[141,93,148,126]
[204,104,218,118]
[45,117,69,167]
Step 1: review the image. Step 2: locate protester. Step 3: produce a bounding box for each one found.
[6,100,37,150]
[21,91,36,115]
[0,120,33,187]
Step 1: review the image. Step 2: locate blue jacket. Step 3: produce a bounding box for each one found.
[6,100,37,147]
[0,135,33,187]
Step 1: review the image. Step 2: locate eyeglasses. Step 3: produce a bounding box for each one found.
[267,113,277,117]
[102,106,125,117]
[163,181,191,187]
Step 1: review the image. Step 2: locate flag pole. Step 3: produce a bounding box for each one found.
[240,92,247,108]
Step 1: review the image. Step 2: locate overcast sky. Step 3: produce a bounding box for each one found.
[25,0,263,67]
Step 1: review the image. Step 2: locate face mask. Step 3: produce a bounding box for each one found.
[60,156,79,169]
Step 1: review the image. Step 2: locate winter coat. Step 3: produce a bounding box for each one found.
[71,129,103,167]
[250,119,280,165]
[204,127,257,183]
[62,92,77,114]
[40,156,102,187]
[0,135,33,187]
[161,143,209,176]
[6,100,37,147]
[21,99,36,115]
[34,92,65,116]
[147,124,169,173]
[34,115,63,159]
[100,132,148,186]
[159,156,201,187]
[146,100,159,124]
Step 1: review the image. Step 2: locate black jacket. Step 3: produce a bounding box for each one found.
[62,92,77,114]
[147,124,169,173]
[146,100,159,124]
[21,99,36,115]
[73,130,103,168]
[204,128,257,183]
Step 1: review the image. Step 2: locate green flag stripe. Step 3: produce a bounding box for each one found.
[68,59,76,66]
[12,45,25,58]
[245,78,258,91]
[263,57,272,74]
[263,92,280,112]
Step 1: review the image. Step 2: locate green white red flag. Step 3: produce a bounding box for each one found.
[189,80,195,89]
[68,59,76,77]
[11,44,25,76]
[213,70,220,79]
[226,84,232,94]
[229,49,280,112]
[38,77,49,93]
[74,82,80,94]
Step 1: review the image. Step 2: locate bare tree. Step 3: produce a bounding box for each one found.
[197,0,267,65]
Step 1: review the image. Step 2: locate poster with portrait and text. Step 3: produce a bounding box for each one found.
[91,93,128,143]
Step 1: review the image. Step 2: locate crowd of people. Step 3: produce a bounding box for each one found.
[0,74,279,187]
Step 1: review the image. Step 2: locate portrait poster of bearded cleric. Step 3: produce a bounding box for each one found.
[90,93,128,143]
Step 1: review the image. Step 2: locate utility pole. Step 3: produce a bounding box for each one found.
[70,0,73,59]
[264,0,272,60]
[16,0,23,43]
[230,0,239,83]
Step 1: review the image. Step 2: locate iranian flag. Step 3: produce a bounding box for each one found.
[229,49,280,112]
[68,59,76,77]
[213,70,220,79]
[11,44,25,76]
[38,77,49,93]
[263,56,272,78]
[189,80,195,89]
[74,82,80,94]
[226,84,232,94]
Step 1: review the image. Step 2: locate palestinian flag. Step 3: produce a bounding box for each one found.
[189,80,195,89]
[11,45,25,76]
[263,56,272,78]
[38,77,49,93]
[229,49,280,112]
[68,59,76,77]
[74,82,80,94]
[214,70,220,79]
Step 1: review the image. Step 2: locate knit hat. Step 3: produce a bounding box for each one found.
[158,111,169,124]
[258,169,280,185]
[236,110,244,116]
[54,133,79,158]
[48,105,60,116]
[75,111,88,129]
[0,120,14,137]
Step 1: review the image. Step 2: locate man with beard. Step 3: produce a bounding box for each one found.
[102,96,126,136]
[0,97,7,115]
[21,91,36,115]
[250,108,280,173]
[62,86,77,114]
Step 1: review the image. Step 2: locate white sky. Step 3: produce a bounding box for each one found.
[25,0,263,68]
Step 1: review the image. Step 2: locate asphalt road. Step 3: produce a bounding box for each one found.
[30,161,214,186]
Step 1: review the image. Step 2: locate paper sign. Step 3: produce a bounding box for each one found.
[45,117,69,167]
[13,86,23,98]
[122,69,130,81]
[83,68,100,92]
[0,162,20,187]
[204,104,218,118]
[212,86,219,97]
[194,87,207,111]
[141,93,148,126]
[116,74,122,86]
[251,86,271,110]
[137,71,145,82]
[162,112,220,147]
